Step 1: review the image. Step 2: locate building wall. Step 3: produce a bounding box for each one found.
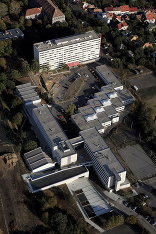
[84,143,110,189]
[25,13,40,19]
[29,169,89,193]
[32,163,55,173]
[34,37,101,70]
[61,153,77,167]
[52,15,65,24]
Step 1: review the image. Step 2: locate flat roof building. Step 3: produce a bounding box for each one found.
[0,28,24,41]
[33,31,101,70]
[80,128,130,191]
[16,83,41,105]
[95,65,123,91]
[32,105,77,167]
[24,147,55,173]
[26,165,89,193]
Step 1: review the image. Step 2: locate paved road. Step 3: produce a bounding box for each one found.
[111,200,156,234]
[91,181,156,234]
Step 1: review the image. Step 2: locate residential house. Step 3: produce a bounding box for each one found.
[117,21,128,30]
[105,5,137,15]
[97,12,114,24]
[25,7,42,19]
[35,0,65,24]
[145,11,156,23]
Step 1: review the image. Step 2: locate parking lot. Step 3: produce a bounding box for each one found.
[129,73,156,90]
[52,66,104,110]
[118,144,156,180]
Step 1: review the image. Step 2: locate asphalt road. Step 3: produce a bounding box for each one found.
[112,201,156,234]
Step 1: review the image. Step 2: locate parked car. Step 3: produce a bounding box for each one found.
[132,85,139,91]
[130,69,139,75]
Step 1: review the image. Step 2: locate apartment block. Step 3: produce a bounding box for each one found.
[33,31,101,70]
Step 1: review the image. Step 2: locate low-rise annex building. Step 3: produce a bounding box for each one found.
[24,147,56,173]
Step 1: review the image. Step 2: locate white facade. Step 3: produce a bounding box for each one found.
[33,31,101,70]
[80,128,129,191]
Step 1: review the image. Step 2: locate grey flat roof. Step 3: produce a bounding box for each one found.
[0,28,24,41]
[80,128,108,153]
[87,98,102,106]
[118,89,135,102]
[96,65,123,88]
[32,105,76,158]
[111,97,124,108]
[29,165,88,192]
[24,147,54,171]
[16,83,40,103]
[34,30,99,52]
[104,105,117,117]
[96,148,124,173]
[80,128,124,175]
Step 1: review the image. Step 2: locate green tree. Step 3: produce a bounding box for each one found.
[112,58,123,69]
[0,57,7,69]
[0,19,6,31]
[9,1,21,15]
[50,212,68,233]
[10,69,21,79]
[19,58,30,76]
[39,190,57,211]
[11,96,22,108]
[66,104,76,116]
[23,140,37,151]
[0,40,12,57]
[12,112,23,126]
[0,83,6,94]
[105,215,124,229]
[30,60,40,73]
[0,3,8,17]
[6,80,15,89]
[25,19,32,27]
[125,215,137,225]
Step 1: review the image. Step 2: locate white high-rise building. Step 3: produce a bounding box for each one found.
[33,31,101,70]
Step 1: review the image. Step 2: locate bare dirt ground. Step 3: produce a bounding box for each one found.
[0,155,41,233]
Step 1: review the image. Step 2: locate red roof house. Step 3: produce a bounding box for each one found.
[25,7,42,19]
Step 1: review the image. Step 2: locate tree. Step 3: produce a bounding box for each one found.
[0,83,6,94]
[66,104,76,116]
[112,58,123,69]
[10,69,21,80]
[19,58,30,76]
[125,215,137,225]
[9,1,21,15]
[0,57,7,69]
[50,212,68,233]
[23,140,37,151]
[0,40,12,57]
[12,112,23,126]
[0,19,6,31]
[134,102,156,142]
[39,190,57,211]
[30,60,40,73]
[11,96,22,108]
[25,19,32,27]
[105,214,124,229]
[0,3,8,17]
[6,80,15,89]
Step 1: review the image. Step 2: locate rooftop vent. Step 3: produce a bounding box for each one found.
[59,141,70,152]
